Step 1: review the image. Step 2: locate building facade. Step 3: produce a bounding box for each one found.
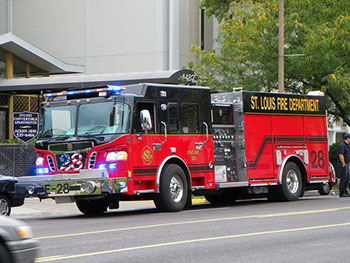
[0,0,218,141]
[0,0,217,76]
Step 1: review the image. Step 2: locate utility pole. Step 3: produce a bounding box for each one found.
[278,0,284,93]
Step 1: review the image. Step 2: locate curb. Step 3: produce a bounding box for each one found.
[192,199,207,204]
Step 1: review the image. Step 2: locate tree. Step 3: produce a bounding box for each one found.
[189,0,350,125]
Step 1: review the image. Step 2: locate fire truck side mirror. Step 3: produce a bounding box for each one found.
[140,110,153,132]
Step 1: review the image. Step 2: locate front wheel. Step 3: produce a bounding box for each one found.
[154,164,188,212]
[76,198,109,215]
[277,162,303,201]
[0,195,11,216]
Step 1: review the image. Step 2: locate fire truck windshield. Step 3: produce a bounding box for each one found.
[39,101,130,138]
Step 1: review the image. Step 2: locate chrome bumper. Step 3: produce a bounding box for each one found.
[16,169,127,198]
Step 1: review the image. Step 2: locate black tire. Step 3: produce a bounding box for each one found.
[267,186,280,202]
[154,164,188,212]
[205,194,226,204]
[205,191,236,205]
[0,243,11,263]
[0,195,11,216]
[277,162,303,201]
[76,198,109,215]
[318,183,331,195]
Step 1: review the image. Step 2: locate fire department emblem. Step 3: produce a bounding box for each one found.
[142,146,153,165]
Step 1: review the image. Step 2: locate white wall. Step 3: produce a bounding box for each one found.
[12,0,85,66]
[7,0,202,74]
[179,0,200,67]
[86,0,157,74]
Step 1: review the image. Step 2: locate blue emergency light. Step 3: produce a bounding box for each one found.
[98,164,107,170]
[98,163,117,170]
[36,168,49,175]
[107,85,122,92]
[108,163,118,170]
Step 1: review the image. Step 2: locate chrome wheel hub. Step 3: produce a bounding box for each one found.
[170,175,184,203]
[0,199,9,215]
[286,170,299,194]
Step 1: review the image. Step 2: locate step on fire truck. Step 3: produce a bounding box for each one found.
[15,84,330,214]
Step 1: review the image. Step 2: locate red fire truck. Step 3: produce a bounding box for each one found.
[15,84,330,214]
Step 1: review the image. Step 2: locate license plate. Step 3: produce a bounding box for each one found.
[41,181,101,196]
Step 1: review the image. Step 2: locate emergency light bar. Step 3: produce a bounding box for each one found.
[43,85,125,98]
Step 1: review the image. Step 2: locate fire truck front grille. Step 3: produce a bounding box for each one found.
[88,152,97,169]
[47,155,56,171]
[48,141,94,152]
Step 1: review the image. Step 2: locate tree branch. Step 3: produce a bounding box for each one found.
[325,88,350,126]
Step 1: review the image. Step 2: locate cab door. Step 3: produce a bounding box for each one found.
[131,102,162,191]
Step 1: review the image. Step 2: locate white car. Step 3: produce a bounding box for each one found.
[0,216,39,263]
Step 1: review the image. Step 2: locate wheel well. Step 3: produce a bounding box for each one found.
[0,192,12,203]
[157,157,191,193]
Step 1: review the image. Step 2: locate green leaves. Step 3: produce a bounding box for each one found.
[190,0,350,125]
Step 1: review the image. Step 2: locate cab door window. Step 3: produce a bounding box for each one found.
[182,104,199,134]
[168,103,179,133]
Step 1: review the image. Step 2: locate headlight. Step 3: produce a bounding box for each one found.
[36,156,44,166]
[16,225,33,239]
[106,151,127,161]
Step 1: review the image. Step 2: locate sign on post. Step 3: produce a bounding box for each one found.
[12,112,39,143]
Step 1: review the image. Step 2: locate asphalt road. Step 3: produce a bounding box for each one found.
[12,194,350,263]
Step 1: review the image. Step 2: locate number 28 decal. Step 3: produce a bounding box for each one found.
[310,150,325,168]
[59,153,83,171]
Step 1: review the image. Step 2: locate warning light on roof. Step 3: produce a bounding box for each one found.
[43,86,125,98]
[107,85,122,92]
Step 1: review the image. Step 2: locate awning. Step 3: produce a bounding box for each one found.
[0,69,195,94]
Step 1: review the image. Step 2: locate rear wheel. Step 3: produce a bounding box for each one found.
[0,195,11,216]
[76,198,109,215]
[277,162,303,201]
[318,183,331,195]
[154,164,188,212]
